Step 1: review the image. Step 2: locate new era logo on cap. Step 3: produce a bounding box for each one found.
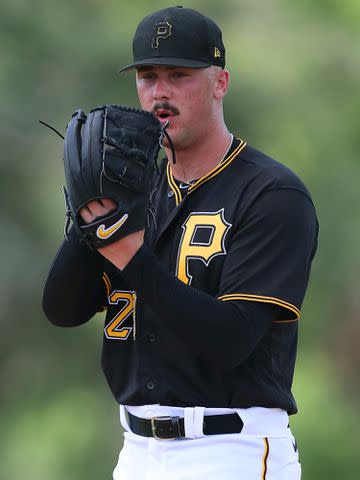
[119,6,226,72]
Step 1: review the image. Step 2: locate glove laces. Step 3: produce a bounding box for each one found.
[159,121,176,165]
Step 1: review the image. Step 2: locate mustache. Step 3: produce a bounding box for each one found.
[152,102,179,116]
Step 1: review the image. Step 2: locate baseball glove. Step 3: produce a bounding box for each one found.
[63,104,163,249]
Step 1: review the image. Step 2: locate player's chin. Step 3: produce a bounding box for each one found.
[162,122,189,150]
[162,127,180,147]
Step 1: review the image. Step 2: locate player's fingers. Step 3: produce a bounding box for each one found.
[88,198,116,217]
[79,205,94,223]
[79,199,117,224]
[100,198,117,210]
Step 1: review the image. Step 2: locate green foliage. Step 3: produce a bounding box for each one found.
[292,354,360,479]
[1,0,359,478]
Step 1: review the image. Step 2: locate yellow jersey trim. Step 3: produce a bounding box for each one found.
[166,138,247,206]
[188,139,246,193]
[166,163,182,205]
[102,272,111,297]
[218,293,300,321]
[261,437,269,479]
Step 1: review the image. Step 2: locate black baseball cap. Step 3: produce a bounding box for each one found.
[119,6,226,72]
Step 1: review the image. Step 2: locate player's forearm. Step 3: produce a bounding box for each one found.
[120,244,276,369]
[42,229,106,327]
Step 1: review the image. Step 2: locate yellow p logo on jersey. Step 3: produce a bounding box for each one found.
[176,209,231,285]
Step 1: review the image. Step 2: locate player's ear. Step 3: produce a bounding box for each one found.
[213,68,230,100]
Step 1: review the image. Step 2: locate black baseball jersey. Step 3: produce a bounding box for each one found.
[98,137,318,414]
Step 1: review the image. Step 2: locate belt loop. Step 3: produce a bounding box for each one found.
[120,405,131,432]
[194,407,206,438]
[184,407,196,439]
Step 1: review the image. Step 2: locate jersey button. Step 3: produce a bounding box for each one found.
[168,190,174,197]
[146,381,155,390]
[148,333,156,343]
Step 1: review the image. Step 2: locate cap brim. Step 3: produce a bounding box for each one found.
[119,57,212,73]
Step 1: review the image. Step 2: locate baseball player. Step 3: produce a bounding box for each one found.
[43,6,318,479]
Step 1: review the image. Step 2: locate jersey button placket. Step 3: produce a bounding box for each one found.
[146,381,155,391]
[148,333,156,343]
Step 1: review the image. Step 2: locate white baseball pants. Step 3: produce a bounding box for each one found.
[113,404,301,480]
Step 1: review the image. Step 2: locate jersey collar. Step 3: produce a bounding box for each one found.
[166,136,247,205]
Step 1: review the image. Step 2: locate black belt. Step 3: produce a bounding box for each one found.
[127,412,244,440]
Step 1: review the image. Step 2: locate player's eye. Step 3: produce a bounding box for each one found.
[172,72,187,78]
[137,70,156,80]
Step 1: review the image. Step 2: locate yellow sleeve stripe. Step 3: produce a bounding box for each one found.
[188,139,247,193]
[218,293,300,321]
[166,163,182,206]
[261,437,269,479]
[102,272,111,297]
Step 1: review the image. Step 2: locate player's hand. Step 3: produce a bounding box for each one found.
[79,198,117,223]
[79,198,144,269]
[63,105,162,250]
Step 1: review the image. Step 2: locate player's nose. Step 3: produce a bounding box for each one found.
[153,77,171,101]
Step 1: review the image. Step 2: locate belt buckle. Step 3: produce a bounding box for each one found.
[150,416,181,440]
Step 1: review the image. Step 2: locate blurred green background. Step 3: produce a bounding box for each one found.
[1,0,359,478]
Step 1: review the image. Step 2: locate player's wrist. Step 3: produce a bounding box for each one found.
[98,229,144,269]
